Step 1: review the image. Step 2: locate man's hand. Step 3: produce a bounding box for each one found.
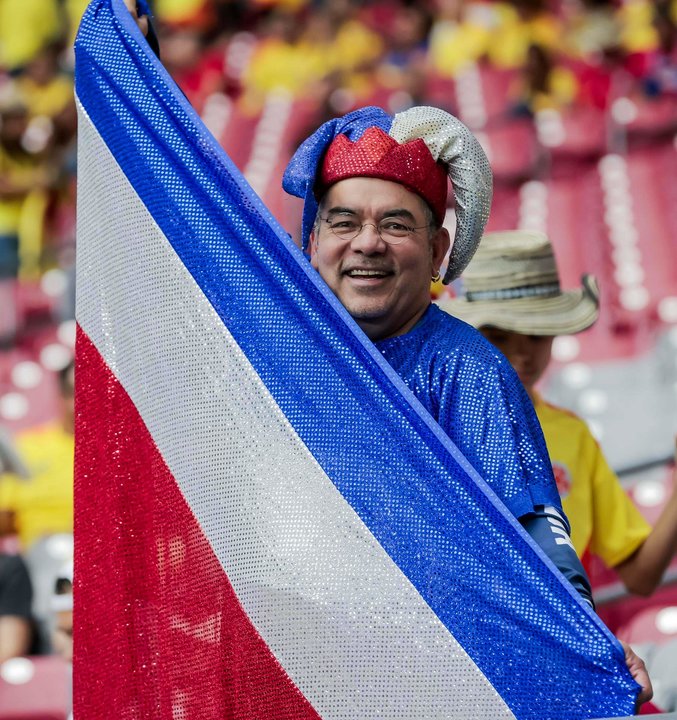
[621,641,653,709]
[123,0,149,36]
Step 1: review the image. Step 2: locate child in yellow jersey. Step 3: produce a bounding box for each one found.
[443,229,677,598]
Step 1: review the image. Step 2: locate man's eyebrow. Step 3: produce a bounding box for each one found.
[380,208,417,222]
[325,206,418,221]
[325,206,358,216]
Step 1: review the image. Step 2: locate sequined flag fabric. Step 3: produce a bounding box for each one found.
[74,1,638,718]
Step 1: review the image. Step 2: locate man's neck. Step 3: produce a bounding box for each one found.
[359,303,430,342]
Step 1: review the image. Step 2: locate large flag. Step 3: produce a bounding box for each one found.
[73,2,638,718]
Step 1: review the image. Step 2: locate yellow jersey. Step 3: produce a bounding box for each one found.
[534,395,651,571]
[0,423,73,549]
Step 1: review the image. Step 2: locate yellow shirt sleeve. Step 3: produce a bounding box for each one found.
[536,399,651,567]
[586,431,652,567]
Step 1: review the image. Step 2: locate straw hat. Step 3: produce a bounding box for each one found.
[440,230,600,336]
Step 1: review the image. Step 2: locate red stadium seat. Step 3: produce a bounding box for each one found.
[536,105,608,168]
[422,72,457,114]
[616,603,677,646]
[624,144,677,321]
[614,94,677,148]
[473,64,521,126]
[0,325,67,433]
[0,655,70,720]
[478,119,540,184]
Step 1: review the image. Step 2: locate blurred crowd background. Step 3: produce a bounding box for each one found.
[0,0,676,717]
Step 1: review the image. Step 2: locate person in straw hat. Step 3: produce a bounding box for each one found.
[444,229,677,601]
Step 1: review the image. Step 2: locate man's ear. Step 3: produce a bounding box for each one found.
[309,230,319,269]
[431,225,451,275]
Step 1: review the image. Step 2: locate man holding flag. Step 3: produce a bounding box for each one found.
[74,1,649,717]
[127,0,596,615]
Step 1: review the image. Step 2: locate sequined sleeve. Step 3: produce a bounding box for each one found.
[377,305,563,522]
[432,345,563,520]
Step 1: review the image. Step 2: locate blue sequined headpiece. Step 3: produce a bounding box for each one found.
[283,107,391,261]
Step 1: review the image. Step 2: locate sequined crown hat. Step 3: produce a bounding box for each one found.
[282,106,493,283]
[441,230,600,335]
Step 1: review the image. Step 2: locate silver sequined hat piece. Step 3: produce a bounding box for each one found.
[390,106,493,283]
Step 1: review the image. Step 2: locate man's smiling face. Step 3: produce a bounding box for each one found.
[310,177,449,341]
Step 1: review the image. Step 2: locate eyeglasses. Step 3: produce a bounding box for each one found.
[321,216,430,245]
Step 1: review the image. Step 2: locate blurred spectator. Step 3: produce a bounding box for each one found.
[313,0,384,96]
[564,0,620,58]
[159,26,224,109]
[241,8,307,101]
[0,0,62,71]
[428,0,492,77]
[624,0,677,97]
[64,0,90,49]
[617,0,660,55]
[486,0,562,70]
[512,43,579,113]
[0,360,74,550]
[154,0,212,27]
[0,83,58,341]
[0,552,34,661]
[16,45,71,120]
[373,2,431,106]
[50,562,72,663]
[250,0,307,10]
[15,43,76,152]
[446,231,677,598]
[242,2,382,109]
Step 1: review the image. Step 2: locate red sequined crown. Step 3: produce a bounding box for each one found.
[318,127,448,223]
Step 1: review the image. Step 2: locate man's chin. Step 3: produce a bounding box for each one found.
[343,302,390,322]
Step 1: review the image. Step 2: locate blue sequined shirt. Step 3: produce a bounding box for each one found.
[376,303,563,521]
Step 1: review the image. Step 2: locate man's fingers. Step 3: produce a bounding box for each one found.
[122,0,149,36]
[622,642,653,708]
[137,14,149,36]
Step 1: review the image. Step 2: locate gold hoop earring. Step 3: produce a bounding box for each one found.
[431,271,441,283]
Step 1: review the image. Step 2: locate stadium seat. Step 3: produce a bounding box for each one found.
[469,64,520,127]
[647,638,677,712]
[614,94,677,149]
[478,119,540,184]
[624,144,677,319]
[484,185,521,233]
[422,72,457,114]
[213,101,260,172]
[597,582,677,637]
[0,326,67,433]
[536,105,608,172]
[616,604,677,646]
[0,655,70,720]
